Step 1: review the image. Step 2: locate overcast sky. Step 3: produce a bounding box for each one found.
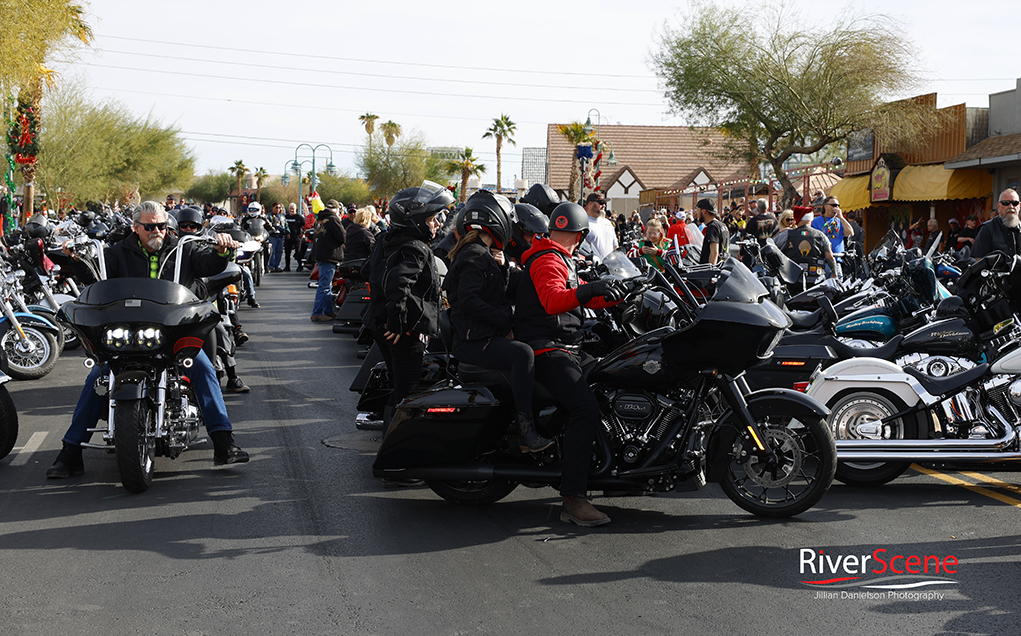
[54,0,1019,188]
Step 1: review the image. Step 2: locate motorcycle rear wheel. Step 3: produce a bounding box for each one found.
[828,391,917,487]
[426,479,518,505]
[0,385,19,460]
[1,326,59,380]
[719,415,836,518]
[114,398,156,493]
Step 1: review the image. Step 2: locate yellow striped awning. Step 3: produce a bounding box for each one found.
[893,165,993,202]
[829,174,871,212]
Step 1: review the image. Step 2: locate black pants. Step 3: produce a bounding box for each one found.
[453,337,534,416]
[370,327,426,437]
[283,238,299,269]
[533,349,599,497]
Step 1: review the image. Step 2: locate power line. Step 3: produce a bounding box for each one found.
[92,48,661,94]
[75,61,666,106]
[99,34,657,80]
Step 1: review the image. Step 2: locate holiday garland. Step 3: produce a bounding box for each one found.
[6,96,39,165]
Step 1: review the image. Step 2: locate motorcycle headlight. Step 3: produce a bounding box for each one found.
[135,327,164,350]
[103,326,133,350]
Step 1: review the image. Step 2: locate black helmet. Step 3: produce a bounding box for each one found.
[24,213,51,240]
[177,206,204,233]
[388,181,455,241]
[548,202,589,239]
[460,190,513,249]
[520,184,561,216]
[506,203,549,261]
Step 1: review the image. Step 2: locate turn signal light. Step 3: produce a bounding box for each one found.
[793,382,810,393]
[426,407,457,414]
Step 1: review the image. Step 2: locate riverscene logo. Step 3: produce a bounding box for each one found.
[799,548,958,600]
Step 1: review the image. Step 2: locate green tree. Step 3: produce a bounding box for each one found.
[556,122,594,203]
[228,159,247,214]
[315,171,373,207]
[445,147,485,204]
[356,129,436,197]
[650,2,933,208]
[359,112,379,150]
[184,170,234,205]
[482,114,516,194]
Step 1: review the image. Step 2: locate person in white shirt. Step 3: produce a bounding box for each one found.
[582,192,618,258]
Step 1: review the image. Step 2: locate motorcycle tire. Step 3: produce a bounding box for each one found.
[425,479,518,505]
[114,397,156,493]
[28,308,65,354]
[0,385,19,461]
[1,326,59,381]
[827,390,918,487]
[719,414,836,518]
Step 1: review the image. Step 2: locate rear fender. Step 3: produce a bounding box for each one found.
[805,356,932,408]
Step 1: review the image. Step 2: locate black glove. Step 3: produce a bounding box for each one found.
[576,278,628,305]
[603,278,629,302]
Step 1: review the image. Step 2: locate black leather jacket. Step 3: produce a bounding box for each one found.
[443,238,512,342]
[362,229,441,336]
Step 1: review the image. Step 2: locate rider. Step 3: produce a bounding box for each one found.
[362,182,454,439]
[513,202,628,527]
[443,191,553,453]
[237,202,263,308]
[46,201,250,479]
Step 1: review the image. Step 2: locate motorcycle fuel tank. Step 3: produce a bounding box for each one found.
[834,305,897,341]
[899,317,980,358]
[991,346,1021,375]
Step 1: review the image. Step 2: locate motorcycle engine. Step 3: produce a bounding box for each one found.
[898,353,971,378]
[598,389,686,466]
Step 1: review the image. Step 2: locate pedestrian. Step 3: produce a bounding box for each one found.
[956,214,979,251]
[267,202,288,272]
[781,208,838,282]
[344,207,376,261]
[696,199,729,265]
[283,202,304,271]
[812,196,854,278]
[310,200,346,322]
[582,192,618,259]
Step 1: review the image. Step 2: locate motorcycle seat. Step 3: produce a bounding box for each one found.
[903,362,989,398]
[457,362,557,408]
[830,334,904,361]
[786,295,838,330]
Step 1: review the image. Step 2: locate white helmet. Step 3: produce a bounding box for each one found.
[246,201,263,214]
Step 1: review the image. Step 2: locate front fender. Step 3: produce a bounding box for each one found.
[111,370,150,401]
[805,356,931,408]
[6,313,61,337]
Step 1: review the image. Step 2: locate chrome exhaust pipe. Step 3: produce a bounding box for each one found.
[836,426,1016,451]
[839,450,1021,463]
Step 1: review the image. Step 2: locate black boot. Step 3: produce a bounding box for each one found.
[46,442,84,479]
[210,430,249,465]
[517,412,554,453]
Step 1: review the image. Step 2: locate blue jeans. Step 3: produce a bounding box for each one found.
[312,261,336,317]
[240,262,255,300]
[268,237,284,269]
[62,349,232,446]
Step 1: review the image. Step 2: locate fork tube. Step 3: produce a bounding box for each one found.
[106,370,117,441]
[155,369,168,437]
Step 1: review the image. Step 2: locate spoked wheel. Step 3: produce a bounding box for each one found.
[114,397,156,493]
[719,414,837,518]
[426,479,518,505]
[828,391,917,486]
[0,386,19,460]
[1,326,59,380]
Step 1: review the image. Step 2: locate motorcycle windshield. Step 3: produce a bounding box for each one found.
[78,278,201,306]
[712,257,769,303]
[601,251,643,280]
[869,229,902,262]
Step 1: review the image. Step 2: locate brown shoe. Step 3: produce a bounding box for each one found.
[560,496,610,527]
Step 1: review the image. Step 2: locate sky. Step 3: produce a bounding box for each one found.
[52,0,1020,189]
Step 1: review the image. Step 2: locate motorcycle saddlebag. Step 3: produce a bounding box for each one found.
[373,385,505,470]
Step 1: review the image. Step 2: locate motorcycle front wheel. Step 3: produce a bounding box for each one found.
[1,326,59,380]
[426,479,518,505]
[719,414,836,518]
[114,398,156,493]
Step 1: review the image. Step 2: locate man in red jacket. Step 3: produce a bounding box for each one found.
[514,202,626,527]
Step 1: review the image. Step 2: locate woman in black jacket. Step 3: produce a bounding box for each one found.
[363,183,453,438]
[344,207,376,261]
[443,191,552,453]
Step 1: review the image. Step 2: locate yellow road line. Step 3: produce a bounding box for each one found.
[957,470,1021,497]
[910,463,1021,509]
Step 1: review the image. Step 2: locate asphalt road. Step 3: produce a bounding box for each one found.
[2,270,1021,635]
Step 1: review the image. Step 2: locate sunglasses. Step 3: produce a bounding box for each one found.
[179,222,201,230]
[826,203,840,208]
[1000,200,1020,207]
[138,222,168,231]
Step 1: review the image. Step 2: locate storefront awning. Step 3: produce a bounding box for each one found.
[829,174,870,211]
[893,165,992,202]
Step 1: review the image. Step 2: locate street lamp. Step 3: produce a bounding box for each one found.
[291,143,338,195]
[280,160,294,187]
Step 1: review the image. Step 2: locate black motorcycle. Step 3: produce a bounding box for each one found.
[373,257,837,518]
[57,235,231,492]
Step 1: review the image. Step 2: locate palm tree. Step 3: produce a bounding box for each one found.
[254,166,268,203]
[557,122,594,203]
[359,112,379,143]
[380,120,402,148]
[228,159,247,215]
[445,147,486,204]
[482,114,516,194]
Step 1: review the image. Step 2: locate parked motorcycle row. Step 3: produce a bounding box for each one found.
[328,207,1021,520]
[0,207,268,493]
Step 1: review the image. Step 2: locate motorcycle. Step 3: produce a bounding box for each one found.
[0,369,18,461]
[373,256,837,518]
[57,234,230,492]
[0,267,62,380]
[806,251,1021,487]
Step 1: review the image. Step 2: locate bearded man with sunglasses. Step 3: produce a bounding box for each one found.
[47,201,249,479]
[972,189,1021,259]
